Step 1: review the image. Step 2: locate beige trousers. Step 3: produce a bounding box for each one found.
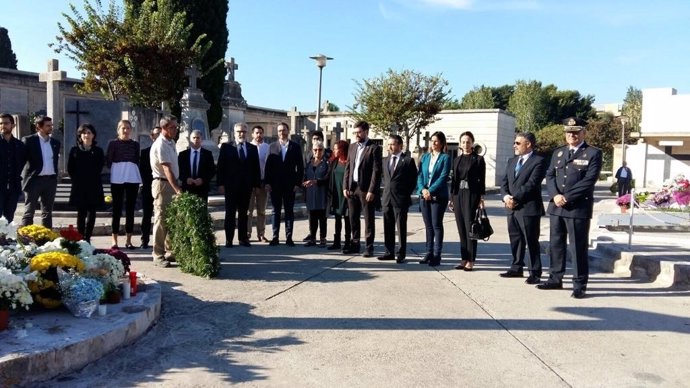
[247,185,268,239]
[152,180,175,260]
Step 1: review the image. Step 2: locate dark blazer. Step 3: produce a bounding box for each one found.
[178,147,216,195]
[217,142,260,192]
[343,139,383,194]
[264,140,304,191]
[67,145,105,208]
[416,152,451,202]
[500,153,546,216]
[615,166,632,182]
[0,136,25,193]
[450,153,486,196]
[546,142,602,219]
[139,147,153,188]
[383,154,418,209]
[21,133,61,191]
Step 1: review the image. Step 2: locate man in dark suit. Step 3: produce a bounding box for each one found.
[217,123,260,248]
[343,120,383,257]
[499,132,546,284]
[378,134,417,263]
[537,117,602,299]
[138,126,161,249]
[264,122,304,247]
[614,161,633,198]
[0,113,25,222]
[178,129,215,203]
[21,115,60,228]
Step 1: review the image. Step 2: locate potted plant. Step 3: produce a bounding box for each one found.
[616,194,632,213]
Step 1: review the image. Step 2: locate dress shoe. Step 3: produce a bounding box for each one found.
[418,253,432,264]
[225,242,234,248]
[304,240,317,247]
[377,254,395,261]
[260,236,270,243]
[525,275,541,285]
[536,282,563,290]
[342,244,361,254]
[302,234,312,242]
[327,242,341,250]
[396,257,406,264]
[362,251,374,258]
[286,239,295,247]
[140,242,150,249]
[268,238,279,246]
[125,243,136,250]
[239,240,252,247]
[571,289,587,299]
[499,270,524,278]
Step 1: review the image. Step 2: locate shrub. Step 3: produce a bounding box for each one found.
[165,193,220,278]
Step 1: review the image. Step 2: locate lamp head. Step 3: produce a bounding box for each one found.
[310,54,334,68]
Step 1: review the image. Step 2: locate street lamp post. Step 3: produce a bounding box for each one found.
[620,116,629,162]
[309,54,333,133]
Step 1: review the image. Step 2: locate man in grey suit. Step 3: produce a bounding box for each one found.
[378,135,417,263]
[21,115,61,228]
[499,132,546,284]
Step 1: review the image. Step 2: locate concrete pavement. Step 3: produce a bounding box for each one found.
[23,188,690,387]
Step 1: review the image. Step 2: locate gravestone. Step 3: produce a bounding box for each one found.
[179,65,220,161]
[220,57,247,142]
[63,97,123,173]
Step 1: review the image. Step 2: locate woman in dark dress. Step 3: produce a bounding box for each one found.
[303,140,330,247]
[67,123,105,242]
[450,131,486,271]
[328,140,351,251]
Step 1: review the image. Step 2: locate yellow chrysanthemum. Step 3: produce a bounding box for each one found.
[30,251,85,273]
[18,225,59,245]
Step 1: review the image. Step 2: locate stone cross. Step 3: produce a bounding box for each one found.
[185,65,201,89]
[225,57,238,82]
[38,59,66,131]
[287,106,301,135]
[333,122,344,141]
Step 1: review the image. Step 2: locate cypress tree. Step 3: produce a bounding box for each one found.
[0,27,18,69]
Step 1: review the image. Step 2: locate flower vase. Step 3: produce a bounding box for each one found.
[0,309,9,331]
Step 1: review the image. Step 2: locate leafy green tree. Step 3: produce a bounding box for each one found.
[351,69,451,151]
[534,124,564,155]
[129,0,228,128]
[0,27,18,69]
[52,0,212,109]
[544,85,596,123]
[443,98,462,110]
[621,86,642,131]
[327,102,340,112]
[459,85,495,109]
[490,84,514,110]
[508,80,549,133]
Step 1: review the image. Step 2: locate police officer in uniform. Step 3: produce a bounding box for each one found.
[537,117,602,299]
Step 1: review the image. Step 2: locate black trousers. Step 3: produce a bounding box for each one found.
[333,213,351,243]
[225,189,251,243]
[453,190,480,262]
[0,187,20,222]
[617,179,631,198]
[308,209,327,240]
[77,205,97,241]
[547,215,590,290]
[383,204,410,258]
[270,188,296,241]
[506,212,542,275]
[111,182,139,234]
[140,184,153,243]
[22,175,57,228]
[348,185,376,253]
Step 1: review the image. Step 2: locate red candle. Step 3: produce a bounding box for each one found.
[129,271,138,296]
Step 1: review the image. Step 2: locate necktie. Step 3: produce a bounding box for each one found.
[390,155,397,175]
[514,157,523,177]
[192,150,198,178]
[568,149,574,159]
[239,144,246,161]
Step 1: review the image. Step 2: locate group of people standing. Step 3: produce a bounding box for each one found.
[0,112,602,298]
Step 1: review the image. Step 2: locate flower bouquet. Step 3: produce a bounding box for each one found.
[57,268,103,318]
[0,217,18,246]
[17,225,59,246]
[649,174,690,209]
[29,251,85,309]
[82,253,125,292]
[0,267,34,311]
[616,194,632,209]
[59,225,83,255]
[93,248,131,273]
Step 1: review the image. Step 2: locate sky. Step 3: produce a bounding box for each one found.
[3,0,690,113]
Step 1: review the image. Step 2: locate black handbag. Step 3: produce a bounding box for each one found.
[469,208,494,241]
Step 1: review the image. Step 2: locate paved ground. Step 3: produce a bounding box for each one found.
[33,186,690,388]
